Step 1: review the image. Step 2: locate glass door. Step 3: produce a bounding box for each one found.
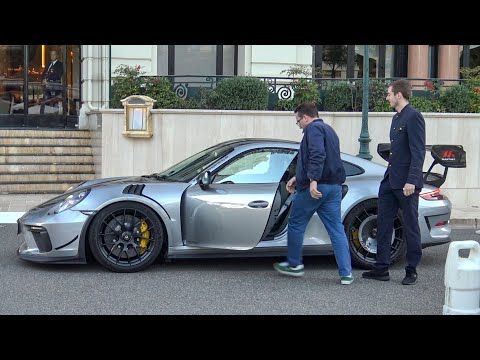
[0,45,25,126]
[0,44,80,128]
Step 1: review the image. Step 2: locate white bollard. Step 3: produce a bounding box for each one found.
[443,240,480,315]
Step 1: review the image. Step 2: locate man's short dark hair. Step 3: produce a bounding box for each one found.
[390,79,412,100]
[294,102,319,118]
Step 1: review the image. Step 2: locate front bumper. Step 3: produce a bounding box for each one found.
[17,204,90,264]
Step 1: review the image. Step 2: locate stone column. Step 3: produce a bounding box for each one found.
[79,45,111,129]
[438,45,460,88]
[407,45,429,90]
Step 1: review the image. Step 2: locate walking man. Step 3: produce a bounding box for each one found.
[273,102,353,285]
[362,79,426,285]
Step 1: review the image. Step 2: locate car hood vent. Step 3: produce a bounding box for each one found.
[122,184,145,195]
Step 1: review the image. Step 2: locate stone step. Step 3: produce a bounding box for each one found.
[0,163,95,172]
[0,137,93,146]
[0,129,92,138]
[0,129,97,194]
[0,173,95,182]
[0,155,94,163]
[0,182,80,194]
[0,146,93,155]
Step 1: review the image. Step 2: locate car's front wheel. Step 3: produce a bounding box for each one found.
[88,202,165,272]
[343,199,406,269]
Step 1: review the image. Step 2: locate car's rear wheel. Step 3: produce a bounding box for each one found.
[343,199,406,269]
[88,202,165,272]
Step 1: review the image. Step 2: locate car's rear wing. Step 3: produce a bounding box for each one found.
[377,143,466,188]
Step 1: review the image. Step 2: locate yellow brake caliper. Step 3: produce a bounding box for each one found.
[139,220,150,255]
[351,227,360,247]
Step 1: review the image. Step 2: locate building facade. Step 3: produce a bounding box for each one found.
[1,45,478,129]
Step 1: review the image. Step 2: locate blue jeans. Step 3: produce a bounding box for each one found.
[287,183,352,277]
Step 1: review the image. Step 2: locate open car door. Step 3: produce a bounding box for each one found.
[377,143,467,187]
[183,148,297,249]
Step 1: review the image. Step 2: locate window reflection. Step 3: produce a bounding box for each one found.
[460,45,480,69]
[0,45,24,115]
[355,45,378,78]
[321,45,348,78]
[28,45,63,114]
[0,44,80,117]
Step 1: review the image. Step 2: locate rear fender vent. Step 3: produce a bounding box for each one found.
[122,184,145,195]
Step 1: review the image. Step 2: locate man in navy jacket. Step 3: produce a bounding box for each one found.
[363,79,426,285]
[273,102,353,285]
[40,49,63,114]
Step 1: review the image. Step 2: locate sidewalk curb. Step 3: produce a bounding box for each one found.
[450,218,479,229]
[0,212,24,224]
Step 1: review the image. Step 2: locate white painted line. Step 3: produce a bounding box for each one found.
[0,212,25,224]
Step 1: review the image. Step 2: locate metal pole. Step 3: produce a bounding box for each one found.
[357,45,372,160]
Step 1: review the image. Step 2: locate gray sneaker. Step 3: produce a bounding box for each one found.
[273,261,305,277]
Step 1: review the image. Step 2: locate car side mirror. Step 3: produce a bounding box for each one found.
[199,171,212,190]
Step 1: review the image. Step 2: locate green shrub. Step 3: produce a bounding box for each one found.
[292,79,321,106]
[209,76,269,110]
[142,76,183,109]
[110,64,182,109]
[439,85,470,113]
[354,79,389,111]
[183,87,212,109]
[323,82,353,111]
[468,89,480,113]
[275,99,297,111]
[110,64,143,108]
[277,65,321,110]
[460,66,480,112]
[410,96,444,112]
[373,99,392,112]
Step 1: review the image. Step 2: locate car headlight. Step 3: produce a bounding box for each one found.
[65,181,86,193]
[54,189,90,213]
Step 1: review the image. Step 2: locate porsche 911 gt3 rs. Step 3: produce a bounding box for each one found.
[16,138,466,272]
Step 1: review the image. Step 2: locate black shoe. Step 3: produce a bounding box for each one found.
[362,268,390,281]
[402,271,418,285]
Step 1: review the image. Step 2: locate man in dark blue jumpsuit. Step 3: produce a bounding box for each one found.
[362,79,426,285]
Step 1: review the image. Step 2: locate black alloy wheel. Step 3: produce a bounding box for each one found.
[88,202,165,272]
[343,199,406,269]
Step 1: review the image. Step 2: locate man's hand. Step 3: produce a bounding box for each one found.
[310,180,322,199]
[286,176,296,194]
[403,183,415,196]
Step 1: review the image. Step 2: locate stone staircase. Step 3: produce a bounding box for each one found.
[0,129,96,194]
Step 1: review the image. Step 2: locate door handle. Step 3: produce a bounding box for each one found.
[248,200,269,208]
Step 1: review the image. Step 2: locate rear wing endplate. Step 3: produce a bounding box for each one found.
[377,143,466,188]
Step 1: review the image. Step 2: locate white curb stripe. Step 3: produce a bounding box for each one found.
[0,212,25,224]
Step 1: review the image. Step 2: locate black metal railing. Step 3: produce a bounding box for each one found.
[165,75,464,94]
[131,75,468,110]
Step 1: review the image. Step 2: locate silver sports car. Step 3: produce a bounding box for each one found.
[16,138,466,273]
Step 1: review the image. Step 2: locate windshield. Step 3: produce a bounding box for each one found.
[156,143,235,182]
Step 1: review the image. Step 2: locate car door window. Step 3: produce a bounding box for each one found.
[343,160,364,176]
[214,149,296,184]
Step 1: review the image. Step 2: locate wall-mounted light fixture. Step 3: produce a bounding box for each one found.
[121,95,156,138]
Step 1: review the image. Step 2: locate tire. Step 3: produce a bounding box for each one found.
[343,199,406,269]
[88,201,165,273]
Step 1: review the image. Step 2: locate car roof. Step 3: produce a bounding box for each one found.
[223,138,300,147]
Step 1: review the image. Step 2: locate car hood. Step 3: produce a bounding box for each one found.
[70,175,172,192]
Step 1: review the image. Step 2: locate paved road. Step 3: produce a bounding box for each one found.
[1,224,479,315]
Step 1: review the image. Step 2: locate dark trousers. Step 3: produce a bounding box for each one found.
[375,177,422,273]
[40,86,61,114]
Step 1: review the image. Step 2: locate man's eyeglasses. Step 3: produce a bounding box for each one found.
[296,115,304,125]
